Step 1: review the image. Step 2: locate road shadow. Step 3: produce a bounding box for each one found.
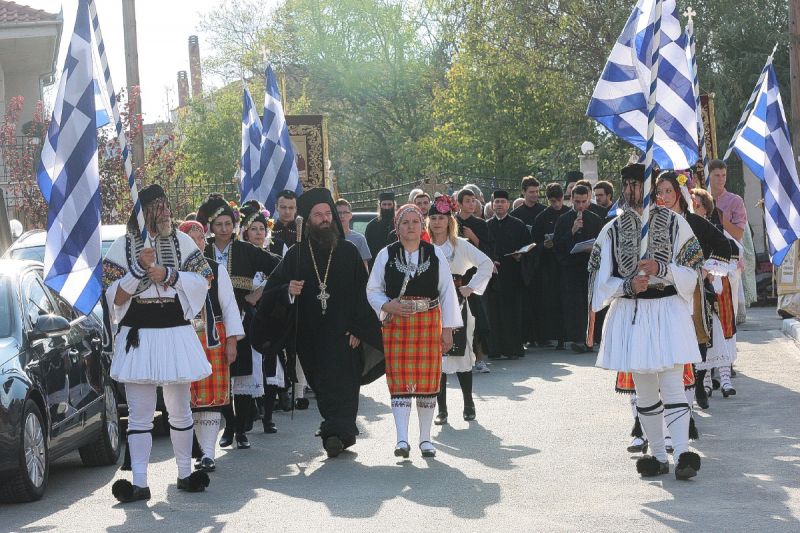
[635,371,800,531]
[434,420,539,471]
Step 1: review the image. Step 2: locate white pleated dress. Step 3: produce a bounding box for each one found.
[592,211,702,374]
[433,238,493,374]
[105,232,212,385]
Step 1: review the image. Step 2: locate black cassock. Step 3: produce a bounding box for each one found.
[364,216,394,268]
[532,206,570,343]
[511,202,546,343]
[553,209,603,344]
[487,214,531,358]
[252,238,384,446]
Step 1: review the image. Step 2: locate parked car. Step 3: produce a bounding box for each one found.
[3,225,165,420]
[0,260,120,503]
[351,211,377,235]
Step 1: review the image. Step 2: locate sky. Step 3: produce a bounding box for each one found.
[22,0,238,123]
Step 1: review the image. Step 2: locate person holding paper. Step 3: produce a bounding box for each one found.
[554,184,602,353]
[486,190,532,359]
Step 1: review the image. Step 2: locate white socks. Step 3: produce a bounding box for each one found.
[719,366,733,390]
[128,432,152,488]
[391,397,412,445]
[416,396,437,446]
[193,411,221,460]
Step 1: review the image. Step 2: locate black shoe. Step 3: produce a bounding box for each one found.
[419,441,436,458]
[324,436,344,458]
[235,433,250,449]
[112,480,151,503]
[196,457,216,472]
[434,411,448,425]
[463,405,476,421]
[627,439,648,454]
[177,471,210,492]
[695,385,709,409]
[394,440,410,458]
[636,455,669,477]
[555,342,565,351]
[278,390,292,411]
[295,398,310,410]
[263,421,277,434]
[675,451,701,480]
[219,431,234,448]
[721,386,736,398]
[570,342,590,353]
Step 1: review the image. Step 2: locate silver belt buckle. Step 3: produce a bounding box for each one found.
[413,300,428,313]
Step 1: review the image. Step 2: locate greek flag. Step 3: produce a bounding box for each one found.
[731,61,800,266]
[36,0,102,315]
[587,0,698,170]
[239,87,264,203]
[243,65,302,212]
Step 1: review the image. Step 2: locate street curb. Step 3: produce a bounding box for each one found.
[782,318,800,345]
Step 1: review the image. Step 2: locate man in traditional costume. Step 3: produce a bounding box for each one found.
[196,195,281,450]
[178,221,244,472]
[255,188,384,457]
[554,184,603,353]
[104,184,213,503]
[486,190,531,359]
[532,183,570,348]
[365,192,397,265]
[589,164,705,480]
[367,203,461,458]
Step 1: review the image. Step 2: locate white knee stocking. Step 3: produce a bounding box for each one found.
[719,365,733,390]
[192,411,221,460]
[125,383,157,488]
[416,396,437,446]
[391,397,412,445]
[163,383,194,479]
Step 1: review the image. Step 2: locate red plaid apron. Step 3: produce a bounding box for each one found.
[191,322,231,408]
[383,301,442,396]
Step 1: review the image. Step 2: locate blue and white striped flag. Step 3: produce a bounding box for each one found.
[243,65,302,212]
[587,0,698,171]
[731,61,800,266]
[36,0,102,315]
[239,87,264,202]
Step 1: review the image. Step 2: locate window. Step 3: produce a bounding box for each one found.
[0,277,13,338]
[21,273,55,328]
[48,288,76,321]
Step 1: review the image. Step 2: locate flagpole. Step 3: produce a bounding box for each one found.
[640,0,663,258]
[87,0,146,240]
[723,43,779,161]
[684,8,710,187]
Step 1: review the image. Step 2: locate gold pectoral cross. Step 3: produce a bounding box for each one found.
[317,283,330,315]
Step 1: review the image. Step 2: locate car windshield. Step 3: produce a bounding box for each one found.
[0,276,12,338]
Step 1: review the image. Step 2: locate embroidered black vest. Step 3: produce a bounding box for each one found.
[383,241,439,299]
[608,207,677,278]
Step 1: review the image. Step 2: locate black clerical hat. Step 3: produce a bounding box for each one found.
[296,188,345,238]
[492,190,509,200]
[620,163,646,182]
[378,192,395,202]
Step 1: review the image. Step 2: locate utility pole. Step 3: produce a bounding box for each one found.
[790,0,800,161]
[122,0,145,179]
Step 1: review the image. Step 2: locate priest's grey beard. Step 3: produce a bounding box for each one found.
[307,221,339,250]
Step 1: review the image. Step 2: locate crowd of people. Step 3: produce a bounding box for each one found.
[102,157,751,503]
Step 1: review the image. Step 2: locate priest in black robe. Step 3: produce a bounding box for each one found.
[554,184,603,352]
[486,190,532,359]
[253,188,384,458]
[510,177,546,346]
[532,183,570,348]
[364,192,397,268]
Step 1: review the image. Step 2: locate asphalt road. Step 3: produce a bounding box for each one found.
[3,306,800,532]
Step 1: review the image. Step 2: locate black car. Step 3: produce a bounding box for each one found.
[0,260,120,503]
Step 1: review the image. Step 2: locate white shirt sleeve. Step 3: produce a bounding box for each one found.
[105,272,141,325]
[366,247,391,320]
[435,247,463,328]
[173,271,210,320]
[216,266,244,339]
[591,229,625,312]
[460,239,493,295]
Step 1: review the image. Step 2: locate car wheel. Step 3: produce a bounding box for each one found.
[78,384,121,466]
[0,399,49,503]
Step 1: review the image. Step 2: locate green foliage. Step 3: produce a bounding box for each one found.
[189,0,790,196]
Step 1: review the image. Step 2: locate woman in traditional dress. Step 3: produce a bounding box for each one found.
[367,204,461,458]
[691,188,740,399]
[178,221,243,472]
[238,202,286,433]
[196,194,281,449]
[426,195,493,425]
